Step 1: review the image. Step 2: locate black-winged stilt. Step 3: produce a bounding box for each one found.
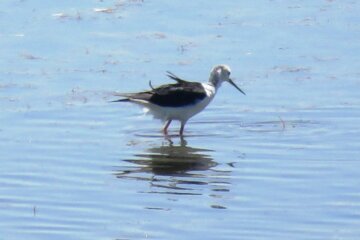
[113,65,245,135]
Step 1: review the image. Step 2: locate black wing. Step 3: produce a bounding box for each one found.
[166,71,190,84]
[113,71,207,107]
[117,82,207,107]
[149,82,207,107]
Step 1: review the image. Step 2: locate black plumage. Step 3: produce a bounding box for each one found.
[114,73,207,107]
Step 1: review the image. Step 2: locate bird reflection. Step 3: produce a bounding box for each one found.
[114,137,231,199]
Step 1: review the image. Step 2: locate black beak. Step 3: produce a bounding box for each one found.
[228,78,246,95]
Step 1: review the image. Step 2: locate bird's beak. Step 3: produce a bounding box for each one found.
[228,78,246,95]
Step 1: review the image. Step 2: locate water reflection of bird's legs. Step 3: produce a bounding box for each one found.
[163,132,187,146]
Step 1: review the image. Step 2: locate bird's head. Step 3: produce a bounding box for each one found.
[209,64,245,95]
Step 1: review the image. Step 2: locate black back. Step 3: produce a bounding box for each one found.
[114,73,208,107]
[149,82,207,107]
[121,81,206,107]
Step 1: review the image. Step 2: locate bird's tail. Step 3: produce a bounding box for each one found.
[110,92,133,103]
[110,98,130,103]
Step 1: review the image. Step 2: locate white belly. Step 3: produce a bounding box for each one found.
[131,82,216,123]
[145,96,214,122]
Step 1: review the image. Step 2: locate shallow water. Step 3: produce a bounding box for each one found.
[1,0,360,239]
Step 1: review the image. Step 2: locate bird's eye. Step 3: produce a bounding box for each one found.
[228,71,231,76]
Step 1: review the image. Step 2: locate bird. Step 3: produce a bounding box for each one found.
[113,64,245,136]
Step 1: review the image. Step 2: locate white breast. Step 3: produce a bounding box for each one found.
[201,83,216,98]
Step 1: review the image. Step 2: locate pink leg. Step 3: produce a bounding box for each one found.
[179,121,186,136]
[163,120,172,135]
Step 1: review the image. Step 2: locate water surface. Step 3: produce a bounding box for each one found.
[1,0,360,239]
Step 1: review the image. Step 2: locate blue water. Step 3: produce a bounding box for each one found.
[1,0,360,239]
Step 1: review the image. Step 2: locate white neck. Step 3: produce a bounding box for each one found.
[209,72,225,90]
[201,83,216,98]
